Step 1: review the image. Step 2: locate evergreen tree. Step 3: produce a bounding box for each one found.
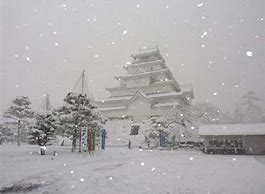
[28,114,56,148]
[53,92,101,152]
[2,96,34,146]
[0,123,14,144]
[241,91,263,123]
[233,104,245,124]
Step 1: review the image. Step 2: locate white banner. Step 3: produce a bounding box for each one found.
[81,127,88,151]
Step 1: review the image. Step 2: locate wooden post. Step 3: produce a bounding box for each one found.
[204,138,208,153]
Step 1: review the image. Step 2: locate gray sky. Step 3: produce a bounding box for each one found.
[1,0,264,118]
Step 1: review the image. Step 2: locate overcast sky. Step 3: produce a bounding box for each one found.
[1,0,264,118]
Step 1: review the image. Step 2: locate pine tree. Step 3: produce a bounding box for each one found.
[28,114,56,146]
[241,91,263,123]
[53,92,101,152]
[3,96,34,146]
[0,123,14,144]
[233,104,244,124]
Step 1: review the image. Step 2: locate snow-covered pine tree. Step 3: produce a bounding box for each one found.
[241,91,264,123]
[29,114,56,155]
[3,96,34,146]
[146,117,170,147]
[53,92,101,152]
[0,123,15,144]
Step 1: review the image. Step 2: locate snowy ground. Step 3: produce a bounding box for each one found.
[1,144,265,194]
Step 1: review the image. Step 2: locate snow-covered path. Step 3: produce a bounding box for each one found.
[1,144,265,194]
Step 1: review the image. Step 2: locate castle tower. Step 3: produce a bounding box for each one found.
[96,47,194,121]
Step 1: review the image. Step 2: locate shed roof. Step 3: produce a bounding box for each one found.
[199,123,265,136]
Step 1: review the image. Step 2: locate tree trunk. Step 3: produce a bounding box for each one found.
[40,147,45,155]
[17,125,20,147]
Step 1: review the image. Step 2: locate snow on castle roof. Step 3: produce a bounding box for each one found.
[199,123,265,136]
[115,68,169,80]
[131,47,162,59]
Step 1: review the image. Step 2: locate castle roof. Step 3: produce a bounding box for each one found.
[115,68,169,80]
[123,59,166,70]
[131,47,162,60]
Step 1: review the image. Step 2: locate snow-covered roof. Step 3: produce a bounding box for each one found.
[115,68,170,80]
[99,96,130,102]
[131,47,162,59]
[148,91,183,98]
[154,102,179,107]
[124,59,165,69]
[98,106,126,111]
[199,123,265,136]
[124,90,158,104]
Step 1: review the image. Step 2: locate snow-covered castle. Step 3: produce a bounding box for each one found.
[96,47,194,121]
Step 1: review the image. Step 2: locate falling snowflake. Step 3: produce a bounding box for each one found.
[189,157,194,161]
[261,17,264,21]
[122,30,128,36]
[136,4,140,8]
[209,61,213,64]
[54,42,59,46]
[141,162,145,166]
[222,83,225,86]
[181,133,185,137]
[232,158,236,161]
[181,63,184,67]
[25,46,29,50]
[29,152,32,155]
[165,53,169,56]
[62,4,66,8]
[63,164,66,167]
[25,57,30,61]
[151,167,156,172]
[70,185,74,189]
[70,170,74,174]
[139,148,142,152]
[246,51,253,57]
[53,31,57,35]
[80,178,84,182]
[197,3,204,7]
[166,5,169,8]
[213,92,217,96]
[14,54,18,58]
[235,85,239,88]
[111,41,115,45]
[39,34,43,37]
[48,22,52,26]
[191,126,195,130]
[201,44,205,48]
[203,31,207,36]
[108,176,113,180]
[201,16,206,19]
[162,172,166,175]
[93,18,96,22]
[94,54,98,58]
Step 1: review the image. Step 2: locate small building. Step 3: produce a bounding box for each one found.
[199,123,265,155]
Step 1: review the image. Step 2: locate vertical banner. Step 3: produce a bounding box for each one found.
[101,128,106,150]
[93,128,96,150]
[88,128,94,152]
[81,127,88,152]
